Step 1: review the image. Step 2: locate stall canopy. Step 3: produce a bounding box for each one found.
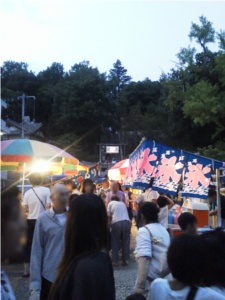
[124,139,223,199]
[108,159,129,181]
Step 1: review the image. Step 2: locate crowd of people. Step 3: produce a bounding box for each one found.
[1,173,225,300]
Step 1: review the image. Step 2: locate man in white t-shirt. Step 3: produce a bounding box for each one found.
[135,188,159,206]
[23,173,52,277]
[107,195,130,267]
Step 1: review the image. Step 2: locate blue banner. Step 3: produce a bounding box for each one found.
[152,146,188,195]
[182,154,212,199]
[124,140,161,188]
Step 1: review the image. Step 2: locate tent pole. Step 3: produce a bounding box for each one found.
[22,162,26,196]
[216,169,221,227]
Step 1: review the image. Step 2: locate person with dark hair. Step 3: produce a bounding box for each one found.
[126,293,146,300]
[178,212,198,235]
[49,194,115,300]
[107,195,130,267]
[157,195,174,229]
[148,234,224,300]
[29,184,69,300]
[200,228,225,296]
[208,189,225,228]
[65,180,80,195]
[81,178,95,194]
[22,173,51,277]
[68,193,79,207]
[106,181,126,205]
[1,187,26,300]
[134,202,170,296]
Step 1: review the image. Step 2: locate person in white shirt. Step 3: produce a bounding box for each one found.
[148,234,225,300]
[107,195,130,267]
[157,195,174,229]
[23,173,51,277]
[134,202,170,296]
[135,186,159,206]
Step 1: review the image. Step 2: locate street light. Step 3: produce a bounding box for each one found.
[18,94,36,138]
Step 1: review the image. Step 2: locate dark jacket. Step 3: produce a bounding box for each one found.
[55,252,115,300]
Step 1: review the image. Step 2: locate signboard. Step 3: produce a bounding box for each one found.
[106,146,119,154]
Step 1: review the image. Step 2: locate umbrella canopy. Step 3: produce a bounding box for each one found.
[108,159,129,181]
[1,139,78,165]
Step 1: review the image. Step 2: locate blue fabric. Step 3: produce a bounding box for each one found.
[152,145,188,195]
[124,140,162,188]
[111,220,130,262]
[182,154,212,199]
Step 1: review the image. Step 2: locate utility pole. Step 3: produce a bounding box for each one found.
[18,94,36,138]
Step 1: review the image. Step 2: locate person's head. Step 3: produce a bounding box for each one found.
[137,202,159,227]
[178,212,198,235]
[157,196,168,208]
[126,294,146,300]
[50,194,109,299]
[1,187,26,260]
[65,180,77,192]
[110,181,119,193]
[200,228,225,288]
[102,179,109,189]
[208,189,217,202]
[29,173,42,186]
[1,186,22,201]
[51,184,69,208]
[82,179,94,194]
[68,193,79,207]
[111,195,120,202]
[168,234,204,286]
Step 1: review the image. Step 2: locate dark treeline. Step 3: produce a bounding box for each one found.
[1,16,225,161]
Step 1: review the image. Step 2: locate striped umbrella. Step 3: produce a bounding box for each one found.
[108,159,129,181]
[1,139,79,193]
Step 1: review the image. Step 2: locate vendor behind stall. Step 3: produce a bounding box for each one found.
[208,189,225,228]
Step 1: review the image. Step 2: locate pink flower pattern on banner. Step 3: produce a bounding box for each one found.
[184,163,211,189]
[156,156,183,184]
[138,148,157,176]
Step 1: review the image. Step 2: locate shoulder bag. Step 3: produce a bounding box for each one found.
[32,188,46,211]
[144,225,170,278]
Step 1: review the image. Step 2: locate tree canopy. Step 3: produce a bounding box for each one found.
[1,16,225,161]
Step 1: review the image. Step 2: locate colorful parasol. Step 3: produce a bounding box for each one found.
[1,139,79,193]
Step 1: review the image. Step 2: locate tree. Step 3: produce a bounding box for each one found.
[189,15,215,53]
[1,61,39,122]
[108,59,131,100]
[217,30,225,52]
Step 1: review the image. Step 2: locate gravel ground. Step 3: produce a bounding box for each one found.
[3,224,138,300]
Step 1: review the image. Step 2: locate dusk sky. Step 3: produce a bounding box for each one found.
[1,0,225,81]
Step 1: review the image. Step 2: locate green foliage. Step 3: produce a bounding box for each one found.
[1,16,225,161]
[189,15,215,52]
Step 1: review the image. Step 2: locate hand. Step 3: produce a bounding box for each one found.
[29,290,40,300]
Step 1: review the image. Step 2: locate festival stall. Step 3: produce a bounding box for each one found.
[124,139,224,229]
[108,159,129,182]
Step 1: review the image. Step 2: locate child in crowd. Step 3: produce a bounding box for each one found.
[178,212,198,235]
[157,195,174,229]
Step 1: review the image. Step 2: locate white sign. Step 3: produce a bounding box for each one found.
[106,146,119,153]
